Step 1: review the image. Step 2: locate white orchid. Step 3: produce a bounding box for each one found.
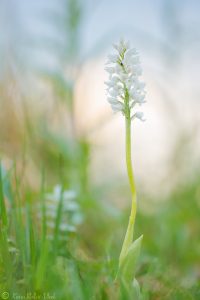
[105,40,147,289]
[37,185,83,243]
[105,39,146,121]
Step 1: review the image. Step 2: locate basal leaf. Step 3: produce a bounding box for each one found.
[119,235,143,284]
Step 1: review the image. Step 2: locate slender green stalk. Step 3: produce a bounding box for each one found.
[119,93,137,267]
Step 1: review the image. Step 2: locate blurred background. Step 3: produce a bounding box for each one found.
[0,0,200,298]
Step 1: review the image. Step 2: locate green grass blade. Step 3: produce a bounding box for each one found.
[0,163,8,228]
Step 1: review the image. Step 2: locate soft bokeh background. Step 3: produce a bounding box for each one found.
[0,0,200,298]
[1,0,200,194]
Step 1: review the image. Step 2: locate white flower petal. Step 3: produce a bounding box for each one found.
[131,111,145,121]
[109,88,119,97]
[107,54,118,63]
[105,66,115,74]
[111,102,124,112]
[107,97,119,105]
[104,81,115,88]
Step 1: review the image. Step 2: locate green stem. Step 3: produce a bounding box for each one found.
[119,97,137,267]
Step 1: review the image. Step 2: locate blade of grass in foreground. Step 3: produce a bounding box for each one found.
[40,168,47,245]
[0,163,13,291]
[0,163,8,228]
[35,238,50,291]
[53,186,64,257]
[25,201,36,268]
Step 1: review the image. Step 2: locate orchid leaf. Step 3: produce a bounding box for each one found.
[119,235,143,284]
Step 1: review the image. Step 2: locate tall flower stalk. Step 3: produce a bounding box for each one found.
[105,39,146,286]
